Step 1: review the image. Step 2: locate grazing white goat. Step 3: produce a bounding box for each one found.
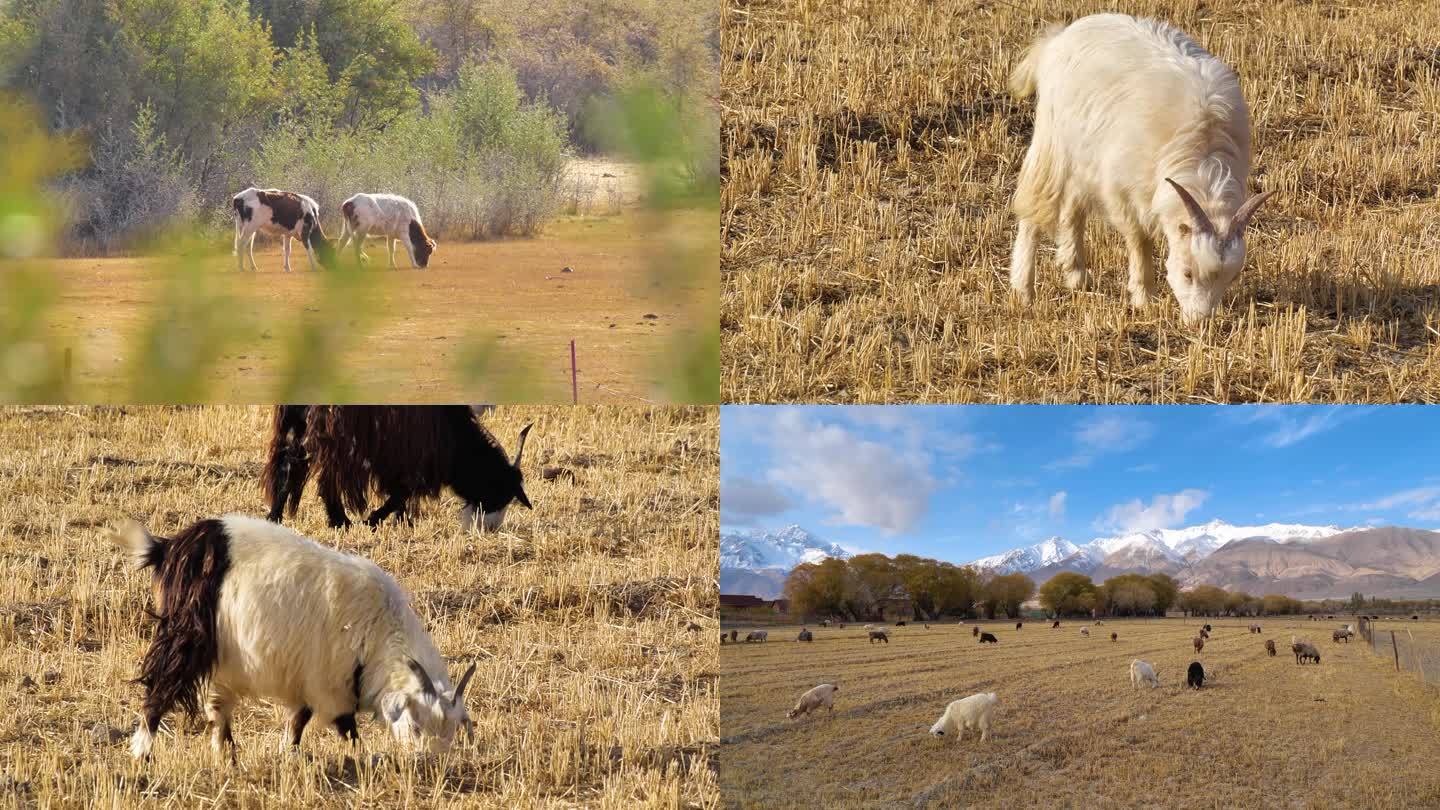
[1130,659,1160,689]
[337,193,437,269]
[1080,626,1090,637]
[1008,14,1275,324]
[929,693,999,742]
[232,187,335,272]
[786,683,839,720]
[112,514,474,759]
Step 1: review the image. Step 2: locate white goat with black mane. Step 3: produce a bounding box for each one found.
[112,514,475,760]
[1008,14,1275,324]
[263,405,532,530]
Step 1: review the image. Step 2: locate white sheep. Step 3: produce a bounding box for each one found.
[1008,14,1275,324]
[786,683,839,720]
[1129,659,1160,689]
[929,692,999,742]
[111,514,475,759]
[1080,626,1090,636]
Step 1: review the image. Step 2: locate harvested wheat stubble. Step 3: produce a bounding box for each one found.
[722,0,1440,403]
[0,405,718,808]
[720,619,1440,808]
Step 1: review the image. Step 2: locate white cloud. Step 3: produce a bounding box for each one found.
[1227,406,1369,448]
[766,410,937,535]
[1096,489,1210,534]
[720,475,793,525]
[1048,491,1067,520]
[1047,413,1155,470]
[1357,486,1440,511]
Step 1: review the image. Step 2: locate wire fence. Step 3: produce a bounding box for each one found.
[1358,618,1440,686]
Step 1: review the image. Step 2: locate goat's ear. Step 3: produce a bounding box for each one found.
[512,423,532,467]
[408,658,438,699]
[110,520,154,568]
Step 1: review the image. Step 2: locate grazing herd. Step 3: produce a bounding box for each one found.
[231,186,436,272]
[728,615,1373,751]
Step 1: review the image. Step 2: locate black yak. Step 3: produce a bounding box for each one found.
[263,406,532,529]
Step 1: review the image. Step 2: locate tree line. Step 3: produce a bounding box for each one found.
[783,555,1437,621]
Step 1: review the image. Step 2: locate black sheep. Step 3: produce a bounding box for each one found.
[263,406,532,529]
[1187,661,1204,689]
[868,630,888,644]
[979,632,998,644]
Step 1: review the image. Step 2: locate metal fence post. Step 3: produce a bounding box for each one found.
[1391,631,1400,672]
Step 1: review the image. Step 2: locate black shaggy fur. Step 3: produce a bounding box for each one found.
[135,519,231,737]
[1187,661,1205,689]
[979,632,998,644]
[263,405,532,528]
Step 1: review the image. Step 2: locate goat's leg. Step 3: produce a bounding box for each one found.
[317,468,352,529]
[333,713,361,744]
[1124,228,1156,307]
[1009,218,1039,304]
[282,234,293,273]
[366,492,409,527]
[387,238,398,269]
[1056,200,1090,291]
[246,232,260,272]
[286,706,313,749]
[206,688,239,763]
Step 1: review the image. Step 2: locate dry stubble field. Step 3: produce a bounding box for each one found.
[0,406,718,807]
[722,0,1440,402]
[720,619,1440,808]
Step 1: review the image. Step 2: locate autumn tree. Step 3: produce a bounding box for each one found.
[1039,572,1098,617]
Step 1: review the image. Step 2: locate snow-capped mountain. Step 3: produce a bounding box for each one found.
[971,520,1349,576]
[721,525,851,571]
[720,525,852,599]
[970,537,1080,573]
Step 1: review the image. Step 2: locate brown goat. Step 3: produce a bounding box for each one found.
[1193,637,1204,653]
[1265,639,1276,656]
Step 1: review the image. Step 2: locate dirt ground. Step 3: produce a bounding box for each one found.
[0,405,719,807]
[720,618,1440,808]
[34,206,712,403]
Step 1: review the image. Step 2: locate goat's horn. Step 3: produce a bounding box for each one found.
[453,661,477,704]
[408,658,438,698]
[1164,178,1216,238]
[513,423,532,467]
[1225,189,1276,241]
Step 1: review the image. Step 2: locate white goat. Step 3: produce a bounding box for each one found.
[929,693,999,742]
[1130,659,1160,689]
[1008,14,1275,324]
[111,514,474,759]
[786,683,839,720]
[336,193,437,269]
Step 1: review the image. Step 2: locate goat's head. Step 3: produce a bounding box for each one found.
[408,220,436,268]
[459,423,534,532]
[380,658,476,753]
[1163,178,1275,326]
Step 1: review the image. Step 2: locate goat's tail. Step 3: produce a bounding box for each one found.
[115,519,231,721]
[1009,23,1065,100]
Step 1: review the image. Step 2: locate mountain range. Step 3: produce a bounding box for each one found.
[720,520,1440,600]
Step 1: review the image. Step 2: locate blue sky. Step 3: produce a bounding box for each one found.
[720,406,1440,563]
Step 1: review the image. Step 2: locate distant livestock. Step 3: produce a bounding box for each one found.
[112,515,474,759]
[973,626,980,637]
[979,633,998,644]
[1111,632,1118,642]
[337,192,437,269]
[1129,659,1160,689]
[1203,624,1212,633]
[869,630,889,644]
[896,620,907,627]
[797,629,813,642]
[1007,14,1274,325]
[1052,621,1060,629]
[1265,639,1276,656]
[1080,627,1090,637]
[786,684,838,720]
[930,693,999,742]
[745,631,768,643]
[720,633,727,645]
[1249,624,1261,634]
[1199,629,1210,639]
[264,405,532,530]
[232,187,336,272]
[1193,637,1204,653]
[1016,621,1023,630]
[729,630,738,643]
[1332,630,1349,644]
[1186,661,1205,690]
[1292,642,1321,664]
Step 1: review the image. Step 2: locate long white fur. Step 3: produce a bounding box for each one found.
[232,187,323,273]
[115,514,469,758]
[929,692,999,742]
[336,193,435,268]
[1130,658,1160,689]
[786,683,838,720]
[1008,14,1273,324]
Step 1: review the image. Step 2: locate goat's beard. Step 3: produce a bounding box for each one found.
[459,503,507,532]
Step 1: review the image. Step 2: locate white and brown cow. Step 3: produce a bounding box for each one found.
[232,187,336,272]
[336,193,436,269]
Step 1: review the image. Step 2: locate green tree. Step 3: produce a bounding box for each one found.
[985,573,1035,619]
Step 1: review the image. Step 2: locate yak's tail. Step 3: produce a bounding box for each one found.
[262,406,311,519]
[1009,23,1065,100]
